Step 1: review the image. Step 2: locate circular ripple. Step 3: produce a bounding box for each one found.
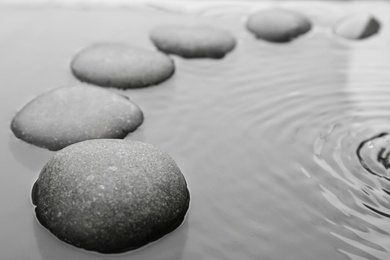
[357,133,390,181]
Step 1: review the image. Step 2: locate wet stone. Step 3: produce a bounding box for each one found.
[11,85,143,151]
[246,8,312,43]
[333,13,380,40]
[150,25,236,59]
[71,43,175,88]
[32,139,190,253]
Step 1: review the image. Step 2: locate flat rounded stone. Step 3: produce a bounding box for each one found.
[71,43,175,88]
[150,25,236,58]
[246,8,312,43]
[11,85,143,151]
[32,139,190,253]
[333,13,380,40]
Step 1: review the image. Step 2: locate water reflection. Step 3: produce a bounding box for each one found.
[8,134,54,172]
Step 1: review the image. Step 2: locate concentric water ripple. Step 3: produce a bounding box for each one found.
[148,15,390,258]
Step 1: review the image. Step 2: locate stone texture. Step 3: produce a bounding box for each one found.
[32,139,190,253]
[71,43,175,88]
[246,8,312,43]
[150,25,236,58]
[333,13,380,40]
[11,85,143,151]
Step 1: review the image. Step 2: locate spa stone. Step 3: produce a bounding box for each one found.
[333,13,380,40]
[11,85,143,151]
[71,43,175,88]
[32,139,190,253]
[246,8,312,42]
[150,25,236,58]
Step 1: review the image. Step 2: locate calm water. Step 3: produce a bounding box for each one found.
[3,2,390,260]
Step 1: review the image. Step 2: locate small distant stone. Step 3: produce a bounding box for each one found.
[32,139,190,253]
[333,13,380,40]
[150,25,236,58]
[71,43,175,88]
[11,85,143,151]
[246,8,312,43]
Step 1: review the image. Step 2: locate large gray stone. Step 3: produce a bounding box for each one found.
[11,85,143,151]
[32,139,190,253]
[246,8,312,43]
[150,25,236,58]
[71,43,175,88]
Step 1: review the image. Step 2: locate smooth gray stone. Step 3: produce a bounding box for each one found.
[71,43,175,88]
[11,85,143,151]
[246,8,312,43]
[150,25,236,58]
[333,13,380,40]
[32,139,190,253]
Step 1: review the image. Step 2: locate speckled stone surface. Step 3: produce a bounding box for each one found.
[246,8,312,43]
[11,85,143,151]
[32,139,190,253]
[150,25,236,58]
[71,43,175,88]
[333,13,380,40]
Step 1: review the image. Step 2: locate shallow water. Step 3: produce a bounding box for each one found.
[3,1,390,260]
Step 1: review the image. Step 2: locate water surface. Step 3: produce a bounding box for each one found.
[2,2,390,260]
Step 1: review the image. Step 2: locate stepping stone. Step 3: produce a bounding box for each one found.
[71,43,175,88]
[32,139,190,253]
[150,25,236,58]
[246,8,312,43]
[11,85,143,151]
[333,13,380,40]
